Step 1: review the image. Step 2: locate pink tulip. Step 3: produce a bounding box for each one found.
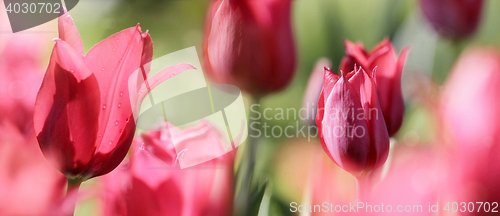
[203,0,296,97]
[340,39,408,136]
[315,66,389,177]
[419,0,484,39]
[33,11,195,181]
[440,47,500,209]
[102,121,234,216]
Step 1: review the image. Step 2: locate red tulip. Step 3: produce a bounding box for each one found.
[419,0,484,39]
[33,11,195,181]
[340,39,408,136]
[315,66,389,177]
[440,48,500,209]
[203,0,296,97]
[102,121,234,216]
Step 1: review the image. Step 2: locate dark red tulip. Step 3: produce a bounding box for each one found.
[340,39,408,136]
[33,12,194,181]
[102,121,234,216]
[440,48,500,211]
[203,0,296,97]
[419,0,484,39]
[315,66,390,177]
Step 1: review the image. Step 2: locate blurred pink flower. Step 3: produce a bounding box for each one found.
[340,39,408,136]
[101,121,234,216]
[440,47,500,212]
[308,146,445,216]
[0,36,45,134]
[203,0,296,97]
[419,0,484,39]
[0,121,66,216]
[366,146,445,216]
[316,66,390,177]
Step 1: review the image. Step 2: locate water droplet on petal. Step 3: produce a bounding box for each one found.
[112,48,116,51]
[109,141,113,145]
[115,120,119,126]
[140,143,145,150]
[102,105,107,110]
[116,39,119,42]
[119,91,123,97]
[170,74,175,78]
[70,70,74,73]
[119,128,123,134]
[101,67,105,71]
[118,103,122,108]
[125,118,130,122]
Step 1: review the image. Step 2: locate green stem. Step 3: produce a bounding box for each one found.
[65,178,81,216]
[236,97,261,216]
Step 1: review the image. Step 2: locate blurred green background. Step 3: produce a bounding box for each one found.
[40,0,500,215]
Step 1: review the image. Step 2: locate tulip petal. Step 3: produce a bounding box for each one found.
[316,90,328,155]
[371,42,407,136]
[34,40,100,177]
[84,25,151,156]
[139,128,177,165]
[349,68,390,172]
[367,38,392,64]
[206,0,247,85]
[168,120,231,169]
[322,67,340,105]
[129,63,197,118]
[92,63,195,177]
[204,0,295,96]
[58,9,83,57]
[127,177,183,216]
[342,40,370,71]
[131,147,172,189]
[321,75,370,175]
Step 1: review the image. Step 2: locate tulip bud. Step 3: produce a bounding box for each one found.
[33,12,194,181]
[315,66,390,177]
[440,47,500,206]
[340,39,408,136]
[203,0,296,97]
[419,0,484,39]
